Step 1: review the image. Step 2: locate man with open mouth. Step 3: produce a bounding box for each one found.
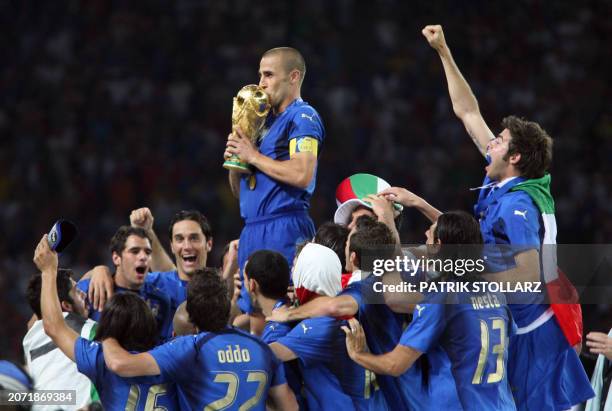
[77,225,173,342]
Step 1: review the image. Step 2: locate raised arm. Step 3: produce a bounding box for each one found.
[226,128,316,189]
[130,207,176,272]
[34,235,78,362]
[422,25,495,156]
[102,338,160,377]
[265,295,358,323]
[342,318,421,377]
[378,187,442,223]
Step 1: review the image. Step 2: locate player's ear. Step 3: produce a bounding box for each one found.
[60,300,73,313]
[111,251,121,267]
[289,69,300,85]
[349,251,358,270]
[249,278,258,294]
[206,237,213,253]
[508,152,521,165]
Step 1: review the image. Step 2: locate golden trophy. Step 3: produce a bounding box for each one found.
[223,84,271,173]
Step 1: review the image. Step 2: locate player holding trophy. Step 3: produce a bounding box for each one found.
[224,47,325,332]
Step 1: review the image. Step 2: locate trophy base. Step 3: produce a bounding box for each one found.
[223,158,252,174]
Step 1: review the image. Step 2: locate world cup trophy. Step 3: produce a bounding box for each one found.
[223,84,271,173]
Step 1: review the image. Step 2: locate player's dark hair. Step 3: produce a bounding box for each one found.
[169,210,213,241]
[433,211,484,280]
[434,211,483,245]
[263,47,306,84]
[502,115,553,179]
[245,250,289,300]
[95,293,158,352]
[26,269,75,318]
[314,222,350,270]
[187,268,230,332]
[109,226,150,256]
[349,220,396,270]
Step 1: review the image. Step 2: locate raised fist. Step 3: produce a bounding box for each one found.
[422,25,447,52]
[130,207,154,231]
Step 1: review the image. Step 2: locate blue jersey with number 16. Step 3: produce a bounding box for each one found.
[150,327,286,410]
[74,338,179,410]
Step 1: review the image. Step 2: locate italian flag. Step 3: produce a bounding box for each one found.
[511,174,583,346]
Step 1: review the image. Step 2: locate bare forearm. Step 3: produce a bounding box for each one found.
[437,46,494,155]
[351,351,407,377]
[228,170,241,198]
[485,249,540,284]
[288,296,357,321]
[41,271,77,361]
[147,229,176,272]
[250,153,314,189]
[414,198,442,223]
[437,46,479,119]
[103,338,160,377]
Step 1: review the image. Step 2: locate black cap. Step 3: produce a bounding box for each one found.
[47,219,78,253]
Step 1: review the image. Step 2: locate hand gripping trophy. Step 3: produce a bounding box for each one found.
[223,85,271,173]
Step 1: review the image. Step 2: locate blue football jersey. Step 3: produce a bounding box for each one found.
[77,279,173,342]
[400,291,517,411]
[150,327,286,410]
[239,98,325,219]
[342,275,462,411]
[145,271,188,312]
[74,337,179,410]
[475,176,547,326]
[277,316,368,411]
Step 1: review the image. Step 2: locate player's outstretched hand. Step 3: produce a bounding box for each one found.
[586,331,612,360]
[379,187,422,208]
[33,235,58,276]
[363,194,395,224]
[130,207,154,231]
[231,271,242,304]
[224,240,239,280]
[87,266,114,312]
[342,318,367,359]
[422,25,447,53]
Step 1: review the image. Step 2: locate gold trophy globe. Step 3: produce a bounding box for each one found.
[223,84,271,173]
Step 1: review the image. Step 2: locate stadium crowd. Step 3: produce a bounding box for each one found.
[0,1,611,409]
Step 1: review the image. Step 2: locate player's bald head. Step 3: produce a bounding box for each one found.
[173,301,196,336]
[262,47,306,85]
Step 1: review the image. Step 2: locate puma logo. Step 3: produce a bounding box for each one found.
[514,210,528,220]
[301,113,315,122]
[301,323,313,334]
[415,304,425,317]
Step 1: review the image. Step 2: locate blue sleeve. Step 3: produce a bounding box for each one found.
[288,106,324,143]
[339,283,363,308]
[399,303,446,353]
[497,193,541,249]
[270,356,287,387]
[262,321,293,344]
[277,319,344,367]
[149,335,196,383]
[74,337,104,384]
